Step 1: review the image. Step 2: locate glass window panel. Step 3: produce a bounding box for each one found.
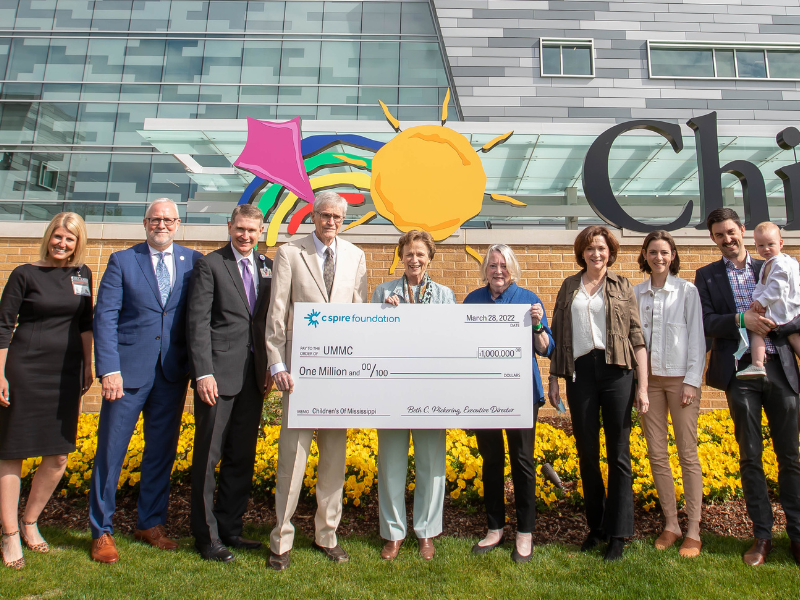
[199,84,238,104]
[0,40,10,79]
[122,38,165,82]
[241,41,281,83]
[767,50,800,79]
[650,48,714,77]
[245,0,284,32]
[53,0,93,29]
[41,82,80,100]
[197,102,237,119]
[239,85,278,113]
[401,2,435,35]
[129,0,170,30]
[715,49,735,77]
[149,154,196,203]
[75,102,117,145]
[279,40,320,83]
[23,202,64,220]
[104,201,148,221]
[63,201,106,221]
[0,202,23,220]
[113,102,157,144]
[541,45,561,75]
[156,103,199,119]
[169,0,208,31]
[160,84,199,103]
[90,0,132,31]
[360,42,399,85]
[44,38,89,81]
[84,39,126,81]
[284,2,323,33]
[320,41,359,84]
[14,0,56,30]
[317,87,358,119]
[238,102,277,120]
[24,152,69,200]
[7,38,50,81]
[34,101,78,144]
[119,83,159,101]
[323,2,361,34]
[737,50,767,78]
[106,153,152,202]
[207,0,246,32]
[163,39,204,83]
[399,42,446,86]
[276,104,317,120]
[361,1,400,35]
[80,82,119,100]
[0,150,29,199]
[201,40,243,83]
[1,82,42,100]
[0,0,18,30]
[358,86,396,120]
[562,45,592,76]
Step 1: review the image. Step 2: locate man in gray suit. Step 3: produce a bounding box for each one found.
[265,191,367,571]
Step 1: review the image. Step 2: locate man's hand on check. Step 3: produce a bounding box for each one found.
[274,370,294,393]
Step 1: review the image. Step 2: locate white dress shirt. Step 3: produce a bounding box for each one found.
[270,233,337,377]
[149,243,175,286]
[634,274,706,388]
[571,279,606,360]
[752,252,800,326]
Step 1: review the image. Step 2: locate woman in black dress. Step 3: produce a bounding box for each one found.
[0,212,93,569]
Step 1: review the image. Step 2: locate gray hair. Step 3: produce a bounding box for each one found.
[145,197,179,217]
[312,190,348,218]
[480,244,522,284]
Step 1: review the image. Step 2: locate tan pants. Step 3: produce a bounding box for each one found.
[640,375,702,524]
[269,391,347,554]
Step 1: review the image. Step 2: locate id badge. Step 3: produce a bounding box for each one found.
[71,276,90,296]
[260,266,272,278]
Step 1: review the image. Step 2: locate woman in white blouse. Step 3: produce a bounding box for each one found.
[634,230,706,558]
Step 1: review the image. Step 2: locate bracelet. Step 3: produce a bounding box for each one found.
[739,312,746,328]
[533,323,544,333]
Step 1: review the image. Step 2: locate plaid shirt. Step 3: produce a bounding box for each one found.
[724,253,776,353]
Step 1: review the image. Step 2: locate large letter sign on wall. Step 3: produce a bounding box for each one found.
[687,112,769,230]
[776,127,800,231]
[582,120,693,233]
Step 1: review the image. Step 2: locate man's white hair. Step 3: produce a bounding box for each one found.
[146,197,179,217]
[312,191,348,218]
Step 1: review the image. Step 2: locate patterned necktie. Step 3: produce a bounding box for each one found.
[241,257,256,314]
[156,252,171,306]
[323,247,334,298]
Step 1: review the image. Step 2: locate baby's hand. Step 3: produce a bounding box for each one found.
[750,301,767,314]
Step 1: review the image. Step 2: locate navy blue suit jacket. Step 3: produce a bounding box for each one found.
[94,242,203,388]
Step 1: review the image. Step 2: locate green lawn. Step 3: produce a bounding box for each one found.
[1,527,798,600]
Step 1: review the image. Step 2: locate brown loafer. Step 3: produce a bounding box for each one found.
[311,542,349,563]
[790,540,800,566]
[743,538,772,566]
[91,533,119,564]
[418,538,434,561]
[678,537,702,558]
[381,539,403,560]
[134,525,178,551]
[654,530,681,550]
[268,549,290,571]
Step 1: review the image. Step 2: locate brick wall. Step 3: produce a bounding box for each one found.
[2,237,793,416]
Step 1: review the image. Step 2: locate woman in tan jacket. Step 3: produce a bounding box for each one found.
[547,226,649,561]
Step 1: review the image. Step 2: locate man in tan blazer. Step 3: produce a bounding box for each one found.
[265,190,368,571]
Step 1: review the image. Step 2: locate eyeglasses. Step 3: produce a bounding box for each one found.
[316,212,344,224]
[147,217,178,226]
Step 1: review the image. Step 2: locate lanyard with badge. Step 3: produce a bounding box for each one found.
[71,268,90,296]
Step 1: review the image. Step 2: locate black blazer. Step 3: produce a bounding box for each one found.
[186,243,273,397]
[695,256,800,393]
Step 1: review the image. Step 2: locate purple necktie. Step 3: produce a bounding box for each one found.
[241,257,256,314]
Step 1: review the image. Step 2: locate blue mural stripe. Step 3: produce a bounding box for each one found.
[301,134,385,157]
[238,176,267,205]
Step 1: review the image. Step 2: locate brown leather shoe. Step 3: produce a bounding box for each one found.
[743,538,772,566]
[381,540,402,560]
[418,538,434,561]
[91,533,119,564]
[311,542,349,563]
[268,549,290,571]
[134,525,178,551]
[790,540,800,566]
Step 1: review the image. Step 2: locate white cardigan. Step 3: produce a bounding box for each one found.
[634,274,706,388]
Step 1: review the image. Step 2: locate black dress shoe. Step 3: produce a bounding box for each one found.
[195,540,235,563]
[511,546,532,563]
[581,531,608,552]
[311,542,349,563]
[471,537,504,555]
[221,536,262,550]
[268,550,290,571]
[790,541,800,566]
[603,537,625,562]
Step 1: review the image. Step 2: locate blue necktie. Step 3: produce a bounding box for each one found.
[156,252,171,306]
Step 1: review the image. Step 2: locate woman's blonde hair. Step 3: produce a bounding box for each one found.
[39,212,88,265]
[480,244,521,284]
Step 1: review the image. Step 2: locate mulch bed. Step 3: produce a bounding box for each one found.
[23,416,785,545]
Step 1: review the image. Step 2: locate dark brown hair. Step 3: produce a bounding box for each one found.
[574,225,619,270]
[638,230,681,275]
[398,230,436,260]
[706,207,742,232]
[230,203,264,223]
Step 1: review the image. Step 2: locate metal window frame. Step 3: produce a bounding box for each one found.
[539,38,595,78]
[647,40,800,82]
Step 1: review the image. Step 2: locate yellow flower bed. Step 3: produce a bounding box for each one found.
[24,409,792,511]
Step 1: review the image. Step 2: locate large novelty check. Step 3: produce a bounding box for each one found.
[287,303,534,429]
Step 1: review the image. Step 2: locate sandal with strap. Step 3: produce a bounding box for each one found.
[19,519,49,553]
[1,530,26,570]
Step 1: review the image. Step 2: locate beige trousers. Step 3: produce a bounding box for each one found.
[269,391,347,554]
[640,375,703,524]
